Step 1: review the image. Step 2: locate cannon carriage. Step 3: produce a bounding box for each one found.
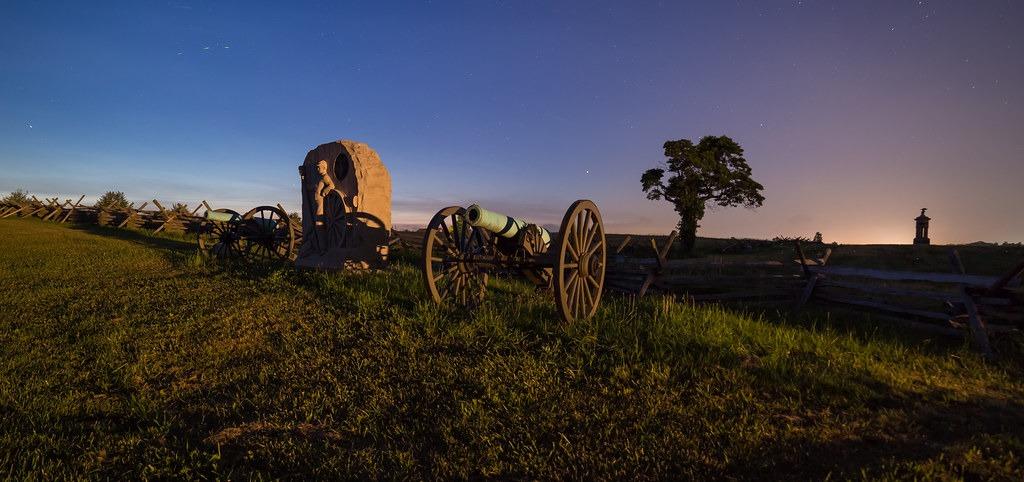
[421,200,607,323]
[197,205,295,261]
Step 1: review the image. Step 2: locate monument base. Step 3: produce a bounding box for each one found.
[295,246,388,271]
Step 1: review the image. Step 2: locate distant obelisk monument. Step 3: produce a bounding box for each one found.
[913,208,930,245]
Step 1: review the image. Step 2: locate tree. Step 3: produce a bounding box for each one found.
[641,135,764,253]
[2,188,30,205]
[95,191,130,210]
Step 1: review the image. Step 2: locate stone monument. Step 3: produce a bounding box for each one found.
[913,208,930,245]
[295,140,391,269]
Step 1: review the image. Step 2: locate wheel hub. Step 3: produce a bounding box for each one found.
[588,253,601,277]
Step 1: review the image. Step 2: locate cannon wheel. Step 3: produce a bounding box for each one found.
[520,224,552,287]
[422,206,490,306]
[553,200,606,323]
[198,208,244,259]
[242,205,295,261]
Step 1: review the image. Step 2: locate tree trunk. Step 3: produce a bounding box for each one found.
[677,215,698,254]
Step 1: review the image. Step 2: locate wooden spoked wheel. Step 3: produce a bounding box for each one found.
[553,200,606,323]
[198,208,243,259]
[520,225,552,287]
[322,191,350,248]
[338,211,388,250]
[242,205,295,261]
[422,206,490,307]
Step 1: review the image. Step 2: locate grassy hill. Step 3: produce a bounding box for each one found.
[1,218,1022,479]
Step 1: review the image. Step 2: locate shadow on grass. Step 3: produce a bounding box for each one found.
[784,391,1024,479]
[713,300,972,356]
[70,223,196,253]
[67,223,301,279]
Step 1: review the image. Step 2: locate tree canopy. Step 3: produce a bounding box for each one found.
[2,189,31,205]
[641,135,764,252]
[95,191,130,210]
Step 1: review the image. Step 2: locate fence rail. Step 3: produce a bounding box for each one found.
[605,233,1023,357]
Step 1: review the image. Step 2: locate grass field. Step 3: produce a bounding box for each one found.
[1,217,1023,480]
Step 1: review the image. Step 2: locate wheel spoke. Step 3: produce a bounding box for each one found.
[566,273,579,318]
[575,210,585,253]
[440,220,455,248]
[583,211,599,253]
[440,280,455,300]
[571,276,583,319]
[581,277,594,312]
[449,215,461,249]
[583,238,603,259]
[565,268,579,293]
[565,232,580,260]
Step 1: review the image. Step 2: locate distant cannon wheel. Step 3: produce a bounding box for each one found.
[242,205,295,261]
[422,206,490,307]
[198,208,243,259]
[553,200,606,323]
[520,224,552,287]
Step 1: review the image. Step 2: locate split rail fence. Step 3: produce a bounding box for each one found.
[606,233,1022,356]
[1,194,304,249]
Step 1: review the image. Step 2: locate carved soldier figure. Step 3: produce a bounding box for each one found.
[314,159,336,227]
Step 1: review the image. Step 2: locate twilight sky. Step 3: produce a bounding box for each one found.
[1,0,1022,244]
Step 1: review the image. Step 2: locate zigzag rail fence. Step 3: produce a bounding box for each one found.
[605,234,1022,357]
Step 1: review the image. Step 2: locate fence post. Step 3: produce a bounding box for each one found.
[638,231,677,297]
[793,241,825,311]
[949,250,994,358]
[58,195,85,223]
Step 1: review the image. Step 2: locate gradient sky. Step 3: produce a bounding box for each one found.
[2,1,1022,243]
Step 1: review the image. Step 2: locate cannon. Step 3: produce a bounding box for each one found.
[197,205,295,261]
[421,200,606,323]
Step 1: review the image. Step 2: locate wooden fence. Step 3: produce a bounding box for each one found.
[605,231,807,304]
[2,195,219,234]
[606,233,1023,356]
[2,194,312,258]
[796,248,1023,357]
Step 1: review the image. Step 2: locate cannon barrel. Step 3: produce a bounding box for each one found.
[465,204,551,245]
[205,210,240,223]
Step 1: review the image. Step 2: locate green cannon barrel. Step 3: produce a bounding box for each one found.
[465,204,551,245]
[205,210,239,223]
